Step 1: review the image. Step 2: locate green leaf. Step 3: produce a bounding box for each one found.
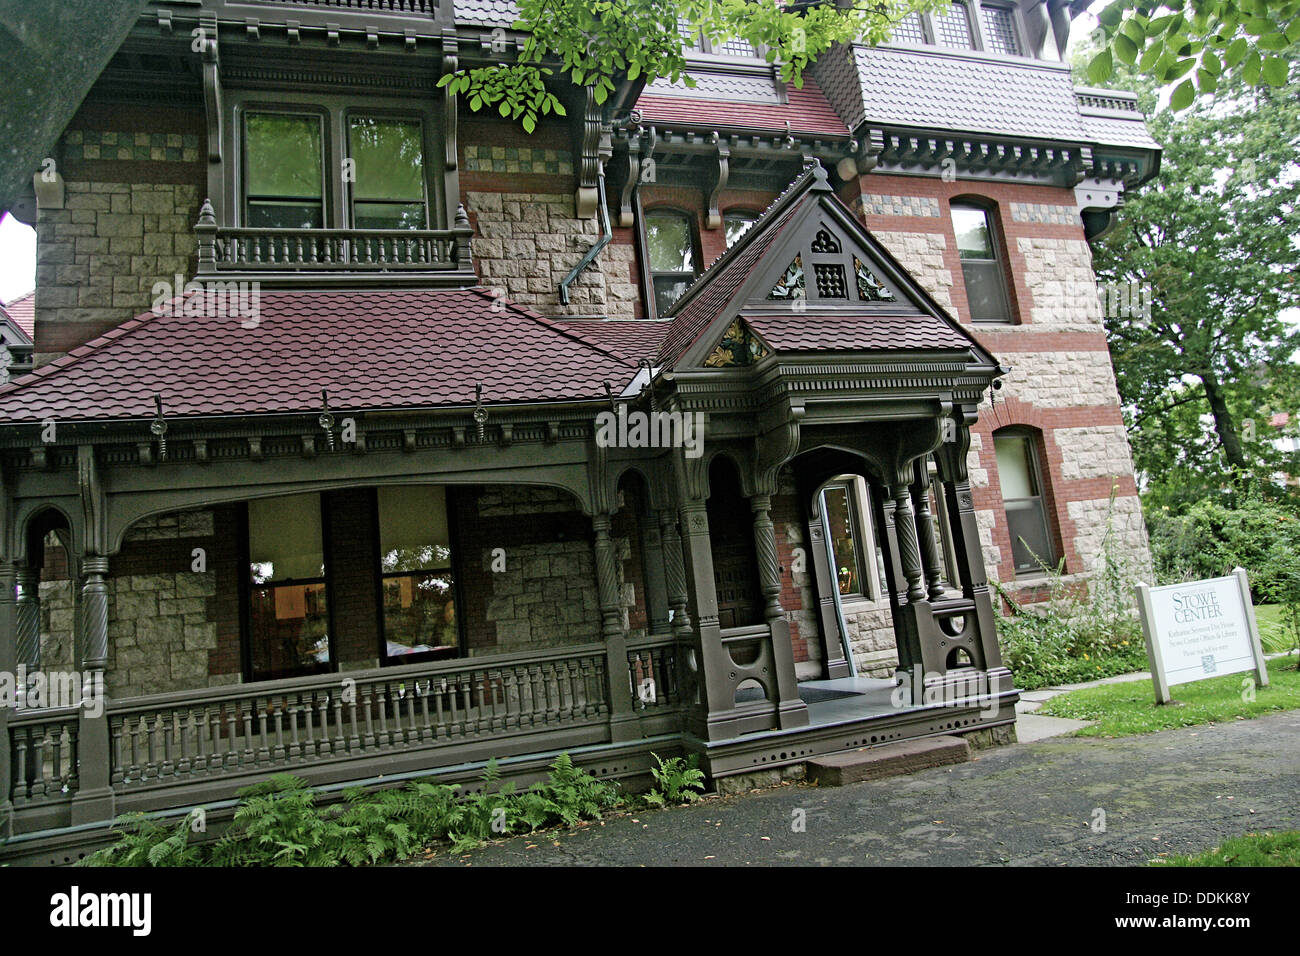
[1167,56,1197,79]
[1088,49,1115,85]
[1258,32,1290,50]
[1287,18,1300,44]
[1242,50,1263,84]
[1224,36,1249,67]
[1261,54,1290,85]
[1171,78,1196,110]
[521,114,536,134]
[1115,34,1139,65]
[1139,39,1166,70]
[1243,18,1274,36]
[1196,68,1218,93]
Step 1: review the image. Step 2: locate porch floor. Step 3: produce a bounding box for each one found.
[798,677,901,725]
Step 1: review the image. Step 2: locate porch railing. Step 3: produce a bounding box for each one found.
[627,635,688,711]
[203,227,464,272]
[106,644,608,791]
[7,708,81,806]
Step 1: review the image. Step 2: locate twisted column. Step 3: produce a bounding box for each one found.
[749,494,784,622]
[911,459,945,602]
[79,557,110,673]
[891,482,926,604]
[14,566,41,671]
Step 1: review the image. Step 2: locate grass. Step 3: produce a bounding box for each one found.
[1253,603,1300,653]
[1155,830,1300,866]
[1038,654,1300,737]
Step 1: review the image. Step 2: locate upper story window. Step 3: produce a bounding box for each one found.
[980,4,1021,55]
[348,116,428,230]
[932,3,974,49]
[724,211,760,248]
[245,112,325,229]
[646,210,698,315]
[951,202,1013,322]
[677,18,762,58]
[891,12,927,44]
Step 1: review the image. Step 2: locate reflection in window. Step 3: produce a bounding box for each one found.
[823,483,866,598]
[994,432,1058,574]
[378,486,458,661]
[247,494,330,681]
[646,210,698,315]
[933,3,974,49]
[348,117,427,230]
[951,203,1012,322]
[245,113,324,229]
[724,212,759,248]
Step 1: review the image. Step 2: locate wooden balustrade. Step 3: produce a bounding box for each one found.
[7,709,81,806]
[107,647,609,790]
[209,227,461,272]
[626,638,683,711]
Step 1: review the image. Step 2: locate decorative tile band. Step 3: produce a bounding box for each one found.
[856,194,940,218]
[63,130,201,164]
[1010,202,1077,225]
[463,145,573,175]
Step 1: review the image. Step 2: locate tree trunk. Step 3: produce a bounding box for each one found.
[1201,372,1249,474]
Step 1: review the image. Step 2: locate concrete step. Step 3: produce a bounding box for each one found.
[806,735,971,786]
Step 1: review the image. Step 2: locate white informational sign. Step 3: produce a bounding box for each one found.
[1134,568,1270,704]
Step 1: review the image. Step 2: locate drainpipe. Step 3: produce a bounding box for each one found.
[558,171,612,305]
[818,487,858,678]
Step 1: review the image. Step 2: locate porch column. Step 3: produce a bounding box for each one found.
[805,504,851,679]
[911,458,946,602]
[677,497,734,738]
[592,514,638,741]
[639,520,672,636]
[14,565,41,672]
[70,555,113,825]
[751,494,808,728]
[0,562,16,838]
[890,478,927,604]
[659,512,691,638]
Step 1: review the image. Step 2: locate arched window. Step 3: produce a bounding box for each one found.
[993,428,1058,574]
[950,200,1014,323]
[645,209,699,316]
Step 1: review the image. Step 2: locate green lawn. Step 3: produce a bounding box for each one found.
[1039,655,1300,737]
[1155,830,1300,866]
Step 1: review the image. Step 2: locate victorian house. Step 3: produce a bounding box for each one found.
[0,0,1158,862]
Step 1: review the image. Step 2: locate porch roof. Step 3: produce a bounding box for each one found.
[0,287,638,424]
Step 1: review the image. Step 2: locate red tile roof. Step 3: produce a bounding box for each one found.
[1,291,34,341]
[552,318,671,364]
[636,76,850,137]
[0,288,637,424]
[746,312,971,352]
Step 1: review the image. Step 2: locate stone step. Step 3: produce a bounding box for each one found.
[806,735,971,786]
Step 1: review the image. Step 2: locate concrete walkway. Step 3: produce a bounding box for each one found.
[414,709,1300,867]
[1013,669,1156,742]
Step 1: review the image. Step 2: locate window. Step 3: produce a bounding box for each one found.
[994,431,1058,575]
[244,112,324,229]
[247,494,331,681]
[951,202,1013,322]
[724,211,759,248]
[677,18,761,57]
[932,3,974,49]
[980,4,1021,56]
[348,116,427,229]
[891,12,927,44]
[645,210,698,315]
[823,482,868,598]
[377,486,459,662]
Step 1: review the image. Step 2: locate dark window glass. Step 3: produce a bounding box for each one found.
[980,5,1021,55]
[245,113,324,229]
[724,213,758,248]
[933,3,974,48]
[348,116,427,230]
[378,486,458,661]
[247,494,330,681]
[824,483,865,597]
[951,203,1012,322]
[994,433,1057,574]
[646,211,697,315]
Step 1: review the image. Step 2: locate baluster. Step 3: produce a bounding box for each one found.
[548,663,562,723]
[193,707,209,774]
[177,710,192,777]
[160,713,175,778]
[332,693,346,753]
[529,665,544,726]
[417,680,431,742]
[447,676,462,737]
[433,678,446,738]
[241,702,256,766]
[459,676,473,734]
[50,726,64,792]
[377,235,388,264]
[288,702,302,761]
[317,695,332,755]
[502,668,518,730]
[26,726,46,799]
[142,715,159,781]
[225,705,238,768]
[256,700,270,763]
[348,689,361,752]
[294,236,304,264]
[390,684,406,743]
[13,731,28,802]
[109,719,123,787]
[67,722,81,793]
[127,717,140,782]
[362,686,376,749]
[376,685,391,746]
[268,703,283,762]
[486,671,501,732]
[302,694,317,758]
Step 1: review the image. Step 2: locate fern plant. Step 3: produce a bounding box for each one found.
[79,811,203,867]
[644,753,705,807]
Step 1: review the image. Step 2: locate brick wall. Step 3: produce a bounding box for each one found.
[324,489,382,670]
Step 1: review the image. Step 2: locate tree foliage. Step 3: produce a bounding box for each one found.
[1087,47,1300,509]
[439,0,943,130]
[1087,0,1300,107]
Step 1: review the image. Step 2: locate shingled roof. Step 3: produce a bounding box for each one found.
[655,161,995,370]
[0,291,34,342]
[636,74,850,138]
[0,288,637,425]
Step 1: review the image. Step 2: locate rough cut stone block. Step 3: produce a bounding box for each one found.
[806,735,971,786]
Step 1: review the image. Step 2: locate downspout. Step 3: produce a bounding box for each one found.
[558,170,612,305]
[818,487,858,678]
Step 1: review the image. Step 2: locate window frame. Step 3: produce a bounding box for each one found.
[344,109,433,231]
[993,428,1060,577]
[372,485,466,667]
[885,2,1034,59]
[950,199,1016,324]
[978,2,1023,57]
[643,207,702,317]
[239,494,337,684]
[821,477,884,603]
[241,107,330,232]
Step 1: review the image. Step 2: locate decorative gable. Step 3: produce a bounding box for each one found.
[703,318,771,368]
[754,215,905,311]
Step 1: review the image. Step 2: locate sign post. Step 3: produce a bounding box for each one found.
[1134,567,1269,705]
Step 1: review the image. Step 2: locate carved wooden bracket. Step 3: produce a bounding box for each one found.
[77,446,106,557]
[575,88,603,219]
[704,135,730,230]
[618,128,641,228]
[200,12,222,164]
